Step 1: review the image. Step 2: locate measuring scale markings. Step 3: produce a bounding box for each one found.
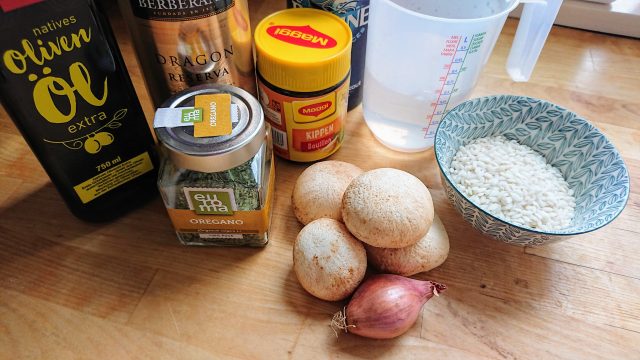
[423,33,485,139]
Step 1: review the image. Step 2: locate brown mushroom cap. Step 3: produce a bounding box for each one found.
[341,168,434,248]
[293,218,367,301]
[366,214,449,276]
[292,161,363,225]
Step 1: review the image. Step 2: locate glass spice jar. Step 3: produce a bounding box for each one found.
[154,84,274,246]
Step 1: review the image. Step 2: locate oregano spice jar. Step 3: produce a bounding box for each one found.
[154,84,274,246]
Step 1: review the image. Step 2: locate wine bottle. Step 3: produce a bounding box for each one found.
[117,0,256,107]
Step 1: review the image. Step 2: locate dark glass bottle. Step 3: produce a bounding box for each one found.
[0,0,158,222]
[287,0,370,110]
[116,0,256,108]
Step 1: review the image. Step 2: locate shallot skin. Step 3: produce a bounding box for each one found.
[343,274,446,339]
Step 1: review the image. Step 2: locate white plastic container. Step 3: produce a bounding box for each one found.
[362,0,563,152]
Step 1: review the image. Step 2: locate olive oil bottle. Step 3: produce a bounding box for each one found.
[0,0,158,222]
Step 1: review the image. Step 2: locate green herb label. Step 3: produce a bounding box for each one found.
[181,108,203,123]
[184,188,236,215]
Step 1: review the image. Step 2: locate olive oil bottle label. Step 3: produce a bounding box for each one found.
[73,152,154,204]
[119,0,256,107]
[0,0,157,208]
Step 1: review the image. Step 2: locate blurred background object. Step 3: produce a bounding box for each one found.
[512,0,640,37]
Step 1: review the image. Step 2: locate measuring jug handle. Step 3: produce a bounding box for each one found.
[506,0,563,82]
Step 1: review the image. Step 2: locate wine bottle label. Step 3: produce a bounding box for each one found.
[130,0,234,22]
[119,0,256,107]
[0,0,156,207]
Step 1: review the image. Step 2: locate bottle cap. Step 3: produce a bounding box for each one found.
[254,8,352,92]
[154,84,265,173]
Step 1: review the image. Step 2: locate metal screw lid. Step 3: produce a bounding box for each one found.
[154,84,265,173]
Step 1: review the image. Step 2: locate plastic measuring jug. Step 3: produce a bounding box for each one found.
[362,0,563,152]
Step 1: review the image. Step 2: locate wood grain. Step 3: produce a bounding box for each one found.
[1,1,639,358]
[526,193,640,278]
[0,289,214,359]
[0,224,158,323]
[423,289,640,359]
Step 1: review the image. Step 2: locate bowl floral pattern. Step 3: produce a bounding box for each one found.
[434,95,630,246]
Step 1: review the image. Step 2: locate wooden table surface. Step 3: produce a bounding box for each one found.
[1,1,639,359]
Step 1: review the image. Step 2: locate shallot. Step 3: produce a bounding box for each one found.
[331,274,446,339]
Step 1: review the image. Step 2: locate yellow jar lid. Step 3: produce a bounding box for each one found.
[254,8,352,93]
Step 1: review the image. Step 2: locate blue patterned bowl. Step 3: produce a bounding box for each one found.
[434,95,630,246]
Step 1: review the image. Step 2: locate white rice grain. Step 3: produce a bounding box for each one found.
[449,136,575,231]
